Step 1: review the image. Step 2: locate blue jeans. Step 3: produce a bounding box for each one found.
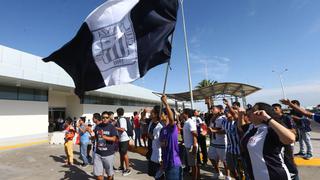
[80,142,89,165]
[134,128,142,147]
[165,166,183,180]
[299,130,313,154]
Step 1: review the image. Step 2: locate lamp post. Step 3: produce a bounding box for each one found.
[272,69,288,99]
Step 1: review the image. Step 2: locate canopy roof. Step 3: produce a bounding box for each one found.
[157,82,261,101]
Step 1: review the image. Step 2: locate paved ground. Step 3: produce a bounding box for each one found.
[0,144,217,180]
[0,121,320,180]
[0,143,320,180]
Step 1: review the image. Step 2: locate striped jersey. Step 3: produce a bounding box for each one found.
[223,120,240,155]
[241,124,290,180]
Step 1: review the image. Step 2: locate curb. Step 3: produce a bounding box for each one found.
[0,140,49,151]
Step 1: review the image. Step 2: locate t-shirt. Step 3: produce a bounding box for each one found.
[209,115,227,149]
[64,126,75,141]
[223,120,240,155]
[241,124,290,180]
[280,115,294,129]
[79,125,90,143]
[150,122,163,163]
[160,124,182,168]
[183,118,197,148]
[194,116,204,135]
[312,113,320,124]
[94,123,118,157]
[133,116,140,129]
[118,117,130,142]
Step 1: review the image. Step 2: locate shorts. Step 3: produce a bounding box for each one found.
[185,147,197,167]
[208,146,226,162]
[93,154,114,177]
[119,141,129,155]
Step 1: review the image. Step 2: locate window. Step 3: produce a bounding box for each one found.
[18,88,34,100]
[0,85,48,102]
[0,86,18,100]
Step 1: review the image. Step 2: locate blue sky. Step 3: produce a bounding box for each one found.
[1,0,320,107]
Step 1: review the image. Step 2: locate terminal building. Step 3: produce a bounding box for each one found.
[0,45,180,146]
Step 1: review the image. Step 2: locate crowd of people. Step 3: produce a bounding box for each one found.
[61,95,320,180]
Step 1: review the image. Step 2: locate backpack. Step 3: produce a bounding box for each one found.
[126,118,134,137]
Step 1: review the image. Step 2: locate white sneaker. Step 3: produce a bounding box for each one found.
[218,172,224,179]
[225,176,232,180]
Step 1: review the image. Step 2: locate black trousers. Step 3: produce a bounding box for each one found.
[197,134,208,164]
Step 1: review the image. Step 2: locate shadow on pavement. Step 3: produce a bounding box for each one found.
[49,155,82,166]
[59,165,94,180]
[49,155,94,180]
[130,158,148,174]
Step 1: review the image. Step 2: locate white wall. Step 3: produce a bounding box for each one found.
[66,95,83,119]
[0,100,48,144]
[48,90,68,107]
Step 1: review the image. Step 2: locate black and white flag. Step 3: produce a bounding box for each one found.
[43,0,179,97]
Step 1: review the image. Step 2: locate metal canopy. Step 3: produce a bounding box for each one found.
[157,82,261,101]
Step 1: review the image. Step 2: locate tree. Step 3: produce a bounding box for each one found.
[195,79,217,89]
[195,79,217,112]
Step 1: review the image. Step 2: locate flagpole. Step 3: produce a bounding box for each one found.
[180,0,194,109]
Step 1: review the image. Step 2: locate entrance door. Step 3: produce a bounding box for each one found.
[48,107,66,132]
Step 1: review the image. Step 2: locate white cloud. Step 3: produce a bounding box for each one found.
[189,52,230,81]
[247,82,320,107]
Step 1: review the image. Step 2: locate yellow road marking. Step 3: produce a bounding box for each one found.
[0,140,48,151]
[294,157,320,166]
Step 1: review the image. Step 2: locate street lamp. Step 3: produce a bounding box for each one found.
[272,69,288,99]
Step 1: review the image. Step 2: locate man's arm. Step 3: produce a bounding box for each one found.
[102,135,117,142]
[161,95,175,126]
[280,99,313,118]
[223,99,239,119]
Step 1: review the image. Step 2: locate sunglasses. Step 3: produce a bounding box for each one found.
[102,116,109,119]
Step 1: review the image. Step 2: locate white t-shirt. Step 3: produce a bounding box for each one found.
[209,115,227,146]
[119,117,130,142]
[183,118,197,148]
[150,122,163,163]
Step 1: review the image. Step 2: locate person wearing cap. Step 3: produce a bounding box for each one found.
[208,105,230,180]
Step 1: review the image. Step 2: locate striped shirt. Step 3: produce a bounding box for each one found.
[241,124,290,180]
[223,120,240,155]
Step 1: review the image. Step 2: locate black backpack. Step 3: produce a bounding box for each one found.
[126,118,134,137]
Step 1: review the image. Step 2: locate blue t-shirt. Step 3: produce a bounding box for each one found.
[94,123,117,157]
[79,125,90,143]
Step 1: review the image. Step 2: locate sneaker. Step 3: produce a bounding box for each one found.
[114,167,124,173]
[218,172,224,179]
[303,153,313,160]
[123,169,132,176]
[225,176,232,180]
[294,152,305,156]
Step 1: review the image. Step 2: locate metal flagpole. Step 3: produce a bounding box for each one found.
[180,0,194,109]
[162,62,170,95]
[160,62,171,117]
